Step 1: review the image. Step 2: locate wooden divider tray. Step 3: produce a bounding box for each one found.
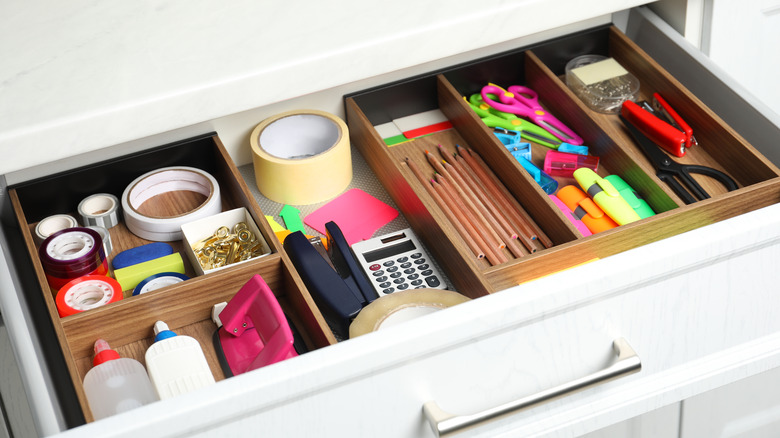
[7,134,334,422]
[345,25,780,296]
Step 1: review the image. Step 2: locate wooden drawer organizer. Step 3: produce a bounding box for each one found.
[345,25,780,296]
[8,134,335,423]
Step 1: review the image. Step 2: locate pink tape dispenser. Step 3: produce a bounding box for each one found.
[212,274,298,377]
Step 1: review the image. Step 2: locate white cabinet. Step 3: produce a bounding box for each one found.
[2,4,780,438]
[680,367,780,437]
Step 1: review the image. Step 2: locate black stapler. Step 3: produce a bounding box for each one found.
[283,221,378,338]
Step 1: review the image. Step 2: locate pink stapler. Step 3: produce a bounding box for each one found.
[212,275,298,377]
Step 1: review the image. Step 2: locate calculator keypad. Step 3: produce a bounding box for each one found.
[369,252,443,295]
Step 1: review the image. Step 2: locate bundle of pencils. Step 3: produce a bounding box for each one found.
[404,144,551,266]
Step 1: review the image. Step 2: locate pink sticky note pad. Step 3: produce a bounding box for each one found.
[304,188,398,245]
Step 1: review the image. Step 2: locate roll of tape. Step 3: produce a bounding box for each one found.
[349,289,470,338]
[132,272,189,296]
[250,110,352,205]
[55,275,123,317]
[78,193,121,229]
[39,227,107,290]
[121,166,222,242]
[86,225,113,257]
[34,214,78,246]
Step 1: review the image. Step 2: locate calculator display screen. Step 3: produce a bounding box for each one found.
[362,239,416,263]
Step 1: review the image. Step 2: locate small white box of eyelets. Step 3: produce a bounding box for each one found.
[181,207,271,276]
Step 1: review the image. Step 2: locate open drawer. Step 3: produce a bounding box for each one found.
[5,133,335,423]
[5,7,780,438]
[346,24,780,295]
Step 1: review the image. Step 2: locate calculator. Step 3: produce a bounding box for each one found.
[351,228,446,296]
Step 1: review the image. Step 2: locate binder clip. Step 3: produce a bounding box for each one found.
[212,274,302,377]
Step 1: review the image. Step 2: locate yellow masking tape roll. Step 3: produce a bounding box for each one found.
[250,110,352,205]
[349,289,470,338]
[113,253,186,292]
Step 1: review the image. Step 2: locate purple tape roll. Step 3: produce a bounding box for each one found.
[39,227,107,288]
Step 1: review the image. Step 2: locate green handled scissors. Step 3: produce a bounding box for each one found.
[466,93,562,149]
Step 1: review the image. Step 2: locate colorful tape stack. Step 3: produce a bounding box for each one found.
[39,227,109,290]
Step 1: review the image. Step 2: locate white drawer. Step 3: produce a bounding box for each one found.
[3,6,780,438]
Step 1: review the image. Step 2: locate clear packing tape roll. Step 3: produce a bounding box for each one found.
[250,110,352,205]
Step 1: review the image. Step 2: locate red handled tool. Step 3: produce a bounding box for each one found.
[621,93,697,157]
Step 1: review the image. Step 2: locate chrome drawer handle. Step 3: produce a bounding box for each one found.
[422,338,641,437]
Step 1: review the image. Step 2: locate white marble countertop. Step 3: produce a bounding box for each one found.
[0,1,648,176]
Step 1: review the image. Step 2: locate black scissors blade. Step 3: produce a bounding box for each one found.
[619,114,738,204]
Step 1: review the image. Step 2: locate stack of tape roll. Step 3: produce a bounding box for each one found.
[78,193,121,229]
[349,289,470,338]
[55,275,123,317]
[39,227,108,290]
[250,110,352,205]
[34,214,78,246]
[121,166,222,242]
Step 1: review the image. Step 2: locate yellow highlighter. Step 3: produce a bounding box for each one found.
[573,168,641,225]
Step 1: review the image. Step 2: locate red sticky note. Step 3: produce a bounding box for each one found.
[304,188,398,245]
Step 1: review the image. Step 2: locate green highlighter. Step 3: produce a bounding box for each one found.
[604,175,656,219]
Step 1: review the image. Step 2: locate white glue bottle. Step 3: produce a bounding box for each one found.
[145,320,215,399]
[82,339,157,420]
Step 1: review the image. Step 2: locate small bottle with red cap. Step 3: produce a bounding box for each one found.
[82,338,158,420]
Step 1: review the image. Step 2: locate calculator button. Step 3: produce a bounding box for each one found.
[383,261,395,267]
[383,288,394,294]
[372,270,384,276]
[425,276,441,288]
[393,278,405,284]
[411,253,423,259]
[397,256,408,263]
[414,285,426,289]
[376,276,388,282]
[390,272,402,279]
[387,266,398,273]
[421,269,433,276]
[414,258,426,265]
[411,279,423,286]
[408,274,419,280]
[403,268,415,275]
[417,264,429,270]
[369,264,382,271]
[380,282,391,288]
[400,262,412,269]
[397,283,409,290]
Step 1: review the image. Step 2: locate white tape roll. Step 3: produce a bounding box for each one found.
[121,166,222,242]
[250,110,352,205]
[34,214,78,246]
[78,193,120,229]
[349,289,470,338]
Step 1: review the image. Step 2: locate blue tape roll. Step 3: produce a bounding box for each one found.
[112,242,173,270]
[132,272,190,296]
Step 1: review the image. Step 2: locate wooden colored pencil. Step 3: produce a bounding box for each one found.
[403,158,485,260]
[457,145,553,249]
[425,151,504,250]
[433,179,504,265]
[442,160,524,258]
[453,154,537,253]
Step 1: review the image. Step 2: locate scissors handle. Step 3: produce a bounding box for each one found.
[481,84,584,145]
[660,164,738,205]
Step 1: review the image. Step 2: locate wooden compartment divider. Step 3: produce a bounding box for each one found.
[346,25,780,294]
[8,134,335,422]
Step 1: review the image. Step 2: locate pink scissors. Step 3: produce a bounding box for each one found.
[481,83,584,145]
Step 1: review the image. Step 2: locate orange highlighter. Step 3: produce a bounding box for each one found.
[556,185,618,234]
